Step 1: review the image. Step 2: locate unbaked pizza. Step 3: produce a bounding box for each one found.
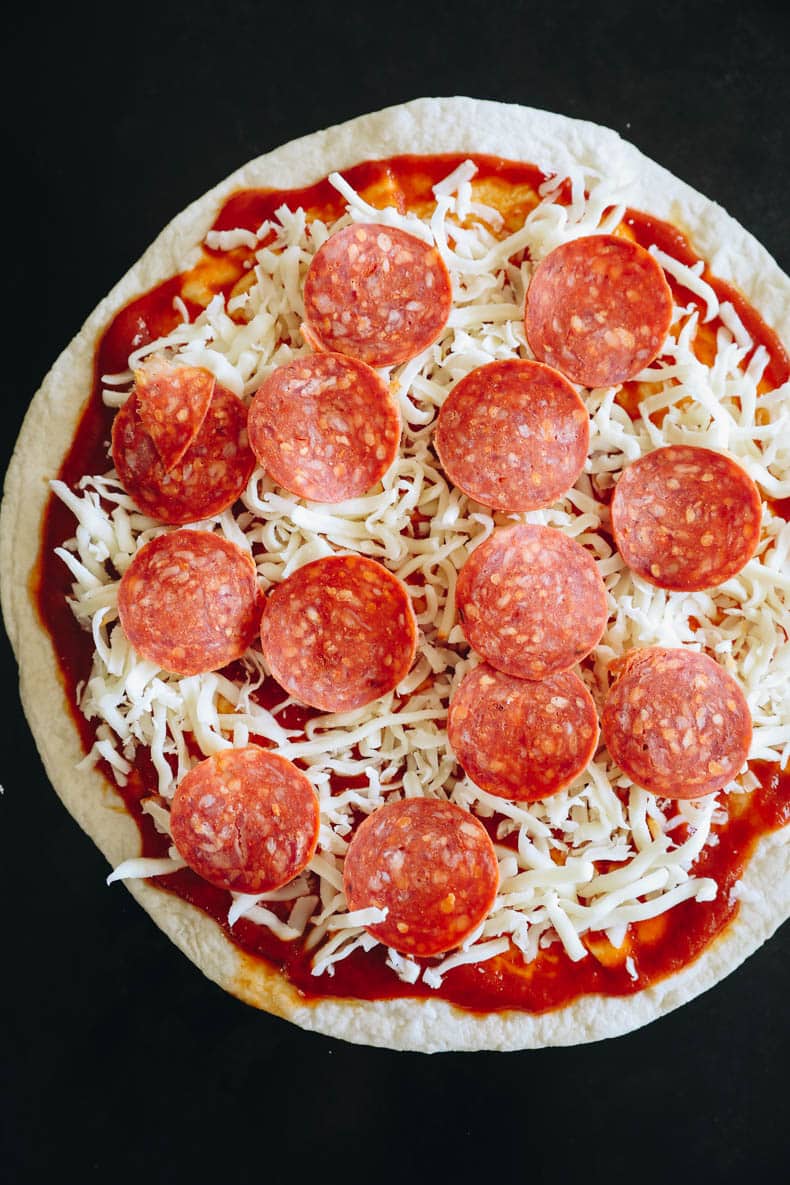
[2,98,789,1051]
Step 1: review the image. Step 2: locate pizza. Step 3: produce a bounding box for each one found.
[2,97,789,1052]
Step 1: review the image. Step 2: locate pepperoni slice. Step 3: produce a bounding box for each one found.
[434,359,589,511]
[448,664,599,801]
[601,647,752,799]
[260,554,417,712]
[342,798,499,956]
[525,235,673,387]
[170,746,319,893]
[112,382,255,524]
[455,524,608,680]
[117,530,262,676]
[611,445,762,591]
[248,353,401,502]
[303,223,453,367]
[134,357,214,471]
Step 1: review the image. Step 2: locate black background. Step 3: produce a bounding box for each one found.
[3,1,789,1181]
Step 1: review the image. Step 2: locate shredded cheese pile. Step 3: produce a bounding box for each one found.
[54,157,790,988]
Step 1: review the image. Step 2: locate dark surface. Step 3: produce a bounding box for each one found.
[2,1,789,1181]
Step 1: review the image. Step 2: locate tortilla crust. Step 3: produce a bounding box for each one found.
[2,97,788,1052]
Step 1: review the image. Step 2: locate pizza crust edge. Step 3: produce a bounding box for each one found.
[2,96,789,1052]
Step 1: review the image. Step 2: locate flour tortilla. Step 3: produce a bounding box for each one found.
[2,97,788,1052]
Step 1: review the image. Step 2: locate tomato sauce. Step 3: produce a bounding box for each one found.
[35,154,790,1014]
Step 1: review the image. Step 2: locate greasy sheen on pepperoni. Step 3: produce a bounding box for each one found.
[112,382,255,524]
[170,746,319,893]
[303,223,453,367]
[455,524,608,680]
[117,530,262,676]
[247,353,401,502]
[134,356,215,472]
[601,647,752,799]
[342,798,499,957]
[260,554,417,712]
[434,359,589,511]
[525,235,673,387]
[448,664,599,801]
[611,445,763,591]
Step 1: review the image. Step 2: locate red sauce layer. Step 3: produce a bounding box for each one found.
[36,153,790,1014]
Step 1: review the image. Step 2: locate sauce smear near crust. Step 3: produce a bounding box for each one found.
[35,154,790,1014]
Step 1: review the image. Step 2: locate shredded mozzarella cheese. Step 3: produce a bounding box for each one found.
[55,159,790,986]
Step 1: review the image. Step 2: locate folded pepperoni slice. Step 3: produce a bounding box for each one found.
[342,798,499,957]
[303,223,452,367]
[260,554,417,712]
[455,524,608,680]
[248,353,400,502]
[134,356,214,472]
[112,382,255,524]
[601,647,752,799]
[170,746,319,893]
[434,359,589,511]
[611,445,762,591]
[118,530,262,676]
[525,235,673,387]
[448,664,599,801]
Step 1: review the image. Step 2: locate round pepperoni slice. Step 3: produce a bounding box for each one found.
[303,223,453,367]
[342,798,499,957]
[601,647,752,799]
[260,554,417,712]
[118,530,262,676]
[134,356,214,472]
[112,382,255,524]
[434,359,589,511]
[248,353,401,502]
[455,524,608,680]
[448,664,599,802]
[611,445,762,591]
[525,235,673,387]
[170,746,319,893]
